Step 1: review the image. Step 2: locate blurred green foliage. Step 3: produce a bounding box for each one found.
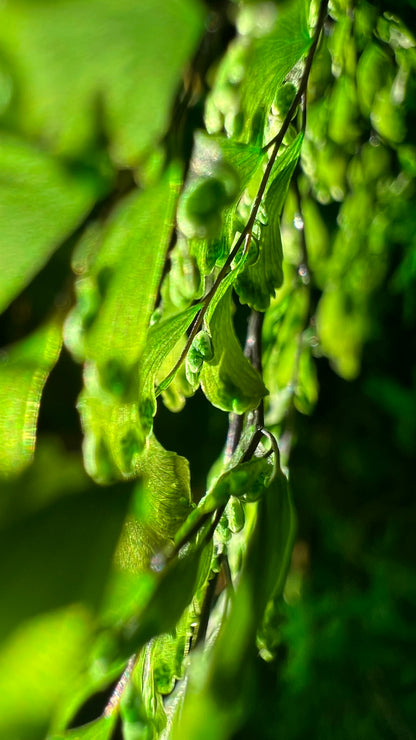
[0,0,415,738]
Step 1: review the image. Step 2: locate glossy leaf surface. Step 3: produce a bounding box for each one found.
[240,0,311,141]
[236,134,303,310]
[200,287,268,412]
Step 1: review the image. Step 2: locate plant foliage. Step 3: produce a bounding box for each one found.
[0,0,415,738]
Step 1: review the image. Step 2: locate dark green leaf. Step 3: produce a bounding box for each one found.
[171,473,296,738]
[113,542,209,662]
[0,483,132,641]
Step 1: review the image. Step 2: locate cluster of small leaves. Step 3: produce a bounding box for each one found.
[0,0,415,738]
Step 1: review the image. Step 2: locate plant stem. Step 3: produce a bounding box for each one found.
[263,0,328,152]
[157,0,328,394]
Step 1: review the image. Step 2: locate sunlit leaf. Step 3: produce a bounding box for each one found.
[82,169,181,367]
[0,319,62,477]
[67,169,182,481]
[236,134,303,310]
[0,607,93,740]
[0,134,104,314]
[183,135,263,275]
[240,0,311,142]
[142,304,202,415]
[200,287,268,412]
[0,0,203,164]
[115,435,192,575]
[194,133,264,194]
[119,654,167,738]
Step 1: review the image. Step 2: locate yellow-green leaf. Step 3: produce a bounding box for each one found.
[0,134,103,315]
[0,319,62,477]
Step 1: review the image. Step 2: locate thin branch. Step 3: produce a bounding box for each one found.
[263,0,328,152]
[103,655,136,718]
[244,309,265,428]
[157,0,328,395]
[194,568,220,648]
[224,412,244,462]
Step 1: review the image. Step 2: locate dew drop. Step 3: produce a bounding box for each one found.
[151,552,166,573]
[294,213,304,230]
[298,263,310,285]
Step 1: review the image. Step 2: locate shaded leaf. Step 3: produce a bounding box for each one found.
[171,474,296,739]
[0,483,132,641]
[49,715,117,740]
[113,542,209,663]
[0,319,62,477]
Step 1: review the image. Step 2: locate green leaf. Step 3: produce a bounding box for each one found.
[0,483,132,642]
[235,134,304,310]
[120,656,167,738]
[83,169,181,367]
[141,303,202,416]
[0,440,89,528]
[0,319,62,477]
[0,0,203,164]
[112,542,209,663]
[0,607,94,740]
[67,169,182,481]
[240,0,311,142]
[188,136,264,276]
[49,715,117,740]
[174,455,272,547]
[0,134,103,314]
[194,133,264,194]
[200,287,268,412]
[116,435,193,574]
[172,473,296,739]
[103,436,192,627]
